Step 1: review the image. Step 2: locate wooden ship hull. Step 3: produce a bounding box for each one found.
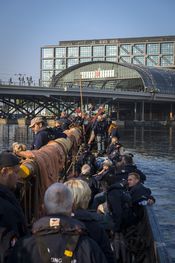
[16,126,172,262]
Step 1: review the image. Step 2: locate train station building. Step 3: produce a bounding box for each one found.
[39,36,175,124]
[40,35,175,87]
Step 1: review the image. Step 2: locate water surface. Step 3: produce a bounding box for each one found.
[120,127,175,262]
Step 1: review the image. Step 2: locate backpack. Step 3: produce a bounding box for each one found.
[35,232,80,263]
[46,127,67,140]
[32,216,85,263]
[0,227,18,263]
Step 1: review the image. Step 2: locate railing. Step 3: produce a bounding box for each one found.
[146,206,172,263]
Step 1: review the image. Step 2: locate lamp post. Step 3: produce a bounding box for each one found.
[80,73,83,113]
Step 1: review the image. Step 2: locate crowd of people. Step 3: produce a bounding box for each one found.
[0,109,156,263]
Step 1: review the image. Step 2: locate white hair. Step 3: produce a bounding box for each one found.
[44,183,73,215]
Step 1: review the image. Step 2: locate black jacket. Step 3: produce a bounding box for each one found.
[9,214,108,263]
[93,120,107,136]
[31,128,50,150]
[74,209,116,263]
[58,117,71,130]
[129,182,152,204]
[116,164,146,183]
[0,184,28,238]
[107,183,132,232]
[129,183,155,223]
[31,127,67,150]
[76,150,96,174]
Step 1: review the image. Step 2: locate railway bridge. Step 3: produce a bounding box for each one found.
[0,61,175,122]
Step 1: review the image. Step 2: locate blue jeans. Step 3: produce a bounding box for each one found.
[96,135,105,152]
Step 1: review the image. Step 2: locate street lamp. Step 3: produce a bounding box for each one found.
[79,73,83,113]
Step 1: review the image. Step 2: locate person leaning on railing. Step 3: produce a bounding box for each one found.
[29,116,67,150]
[127,172,155,224]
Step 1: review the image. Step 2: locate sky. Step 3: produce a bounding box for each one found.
[0,0,175,84]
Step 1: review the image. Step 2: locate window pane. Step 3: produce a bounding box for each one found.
[67,58,78,67]
[161,43,174,54]
[93,57,105,61]
[42,71,53,81]
[55,59,66,70]
[119,56,131,63]
[146,56,159,66]
[42,81,49,87]
[93,46,105,57]
[42,60,53,70]
[147,44,159,55]
[132,44,145,55]
[119,45,131,55]
[55,47,66,58]
[106,57,117,62]
[80,46,91,57]
[42,48,54,58]
[132,56,144,65]
[68,47,79,57]
[106,45,117,56]
[80,58,92,63]
[160,55,173,66]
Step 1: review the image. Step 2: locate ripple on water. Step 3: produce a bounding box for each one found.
[120,127,175,261]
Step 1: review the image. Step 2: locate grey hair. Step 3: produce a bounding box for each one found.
[44,183,73,215]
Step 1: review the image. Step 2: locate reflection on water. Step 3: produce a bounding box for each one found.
[121,126,175,161]
[0,125,174,261]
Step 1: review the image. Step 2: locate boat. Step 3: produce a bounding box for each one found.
[15,126,172,262]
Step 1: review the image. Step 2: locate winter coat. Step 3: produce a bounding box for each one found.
[116,164,146,183]
[107,183,132,232]
[0,184,28,238]
[74,209,116,263]
[8,214,108,263]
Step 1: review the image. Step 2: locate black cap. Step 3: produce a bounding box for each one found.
[0,151,20,167]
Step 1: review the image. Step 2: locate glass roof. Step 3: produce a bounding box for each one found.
[52,61,175,94]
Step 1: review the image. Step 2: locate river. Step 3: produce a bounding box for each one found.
[0,124,174,261]
[120,126,175,262]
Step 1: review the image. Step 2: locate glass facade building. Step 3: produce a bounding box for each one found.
[40,36,175,86]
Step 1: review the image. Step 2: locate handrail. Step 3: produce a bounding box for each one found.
[146,206,172,263]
